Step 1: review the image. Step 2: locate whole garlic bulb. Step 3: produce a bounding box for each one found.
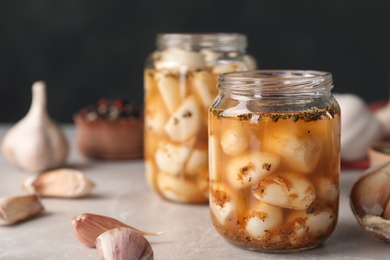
[2,81,69,173]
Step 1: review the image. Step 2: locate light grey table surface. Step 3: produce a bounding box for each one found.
[0,125,388,260]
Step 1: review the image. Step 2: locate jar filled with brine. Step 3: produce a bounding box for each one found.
[144,33,256,203]
[209,70,340,252]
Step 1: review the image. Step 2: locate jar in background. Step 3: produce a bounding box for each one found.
[144,33,256,203]
[209,70,340,252]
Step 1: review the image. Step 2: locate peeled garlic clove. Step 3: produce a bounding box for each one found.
[1,81,69,173]
[350,162,390,241]
[96,227,154,260]
[22,168,95,198]
[185,148,208,177]
[209,183,234,225]
[154,140,192,176]
[220,126,250,156]
[164,96,201,142]
[155,49,206,72]
[252,172,316,210]
[0,195,44,225]
[245,201,283,240]
[71,213,162,247]
[262,128,322,173]
[155,72,181,114]
[192,71,215,107]
[226,152,280,189]
[156,171,205,203]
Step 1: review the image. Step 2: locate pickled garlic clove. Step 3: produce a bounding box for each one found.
[156,172,206,203]
[220,126,250,156]
[313,177,339,203]
[226,152,280,189]
[144,95,169,136]
[155,72,181,114]
[154,140,192,176]
[192,71,215,107]
[155,49,206,72]
[185,148,208,177]
[208,135,219,181]
[263,129,322,173]
[252,172,316,210]
[212,63,246,74]
[306,210,334,235]
[245,201,283,240]
[209,183,234,225]
[164,96,201,142]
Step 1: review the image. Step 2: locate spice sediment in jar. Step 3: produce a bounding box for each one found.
[209,107,340,249]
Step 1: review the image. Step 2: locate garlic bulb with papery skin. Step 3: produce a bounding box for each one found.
[334,93,384,161]
[2,81,69,173]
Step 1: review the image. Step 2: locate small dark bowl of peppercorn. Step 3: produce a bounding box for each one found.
[74,99,144,160]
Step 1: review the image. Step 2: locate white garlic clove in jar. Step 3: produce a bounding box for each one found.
[185,148,208,177]
[192,70,215,107]
[245,201,283,240]
[156,171,205,203]
[155,71,182,114]
[252,172,316,210]
[154,140,192,176]
[155,49,206,72]
[164,96,201,142]
[350,162,390,242]
[220,125,250,156]
[144,95,169,136]
[209,183,234,226]
[226,152,280,189]
[262,128,322,173]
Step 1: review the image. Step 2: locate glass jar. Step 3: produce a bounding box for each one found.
[209,70,340,252]
[144,33,256,203]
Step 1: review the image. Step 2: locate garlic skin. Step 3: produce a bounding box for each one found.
[350,162,390,242]
[2,81,69,173]
[22,168,95,198]
[71,213,163,247]
[334,93,383,161]
[0,195,44,225]
[95,227,154,260]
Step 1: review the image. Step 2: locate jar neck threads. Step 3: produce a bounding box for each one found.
[156,33,247,52]
[218,70,333,96]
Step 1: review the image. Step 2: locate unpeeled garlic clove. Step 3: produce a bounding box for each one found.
[1,81,69,173]
[71,213,163,247]
[0,195,44,225]
[350,162,390,242]
[95,227,154,260]
[22,168,95,198]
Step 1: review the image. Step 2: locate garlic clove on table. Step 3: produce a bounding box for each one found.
[0,195,44,225]
[71,213,163,247]
[1,81,69,173]
[95,227,154,260]
[22,168,95,198]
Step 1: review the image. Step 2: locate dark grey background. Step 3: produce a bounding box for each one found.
[1,0,390,123]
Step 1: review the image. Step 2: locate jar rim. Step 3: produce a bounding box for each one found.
[218,70,333,94]
[156,33,247,52]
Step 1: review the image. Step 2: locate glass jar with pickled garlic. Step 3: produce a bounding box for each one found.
[144,33,256,203]
[209,70,340,252]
